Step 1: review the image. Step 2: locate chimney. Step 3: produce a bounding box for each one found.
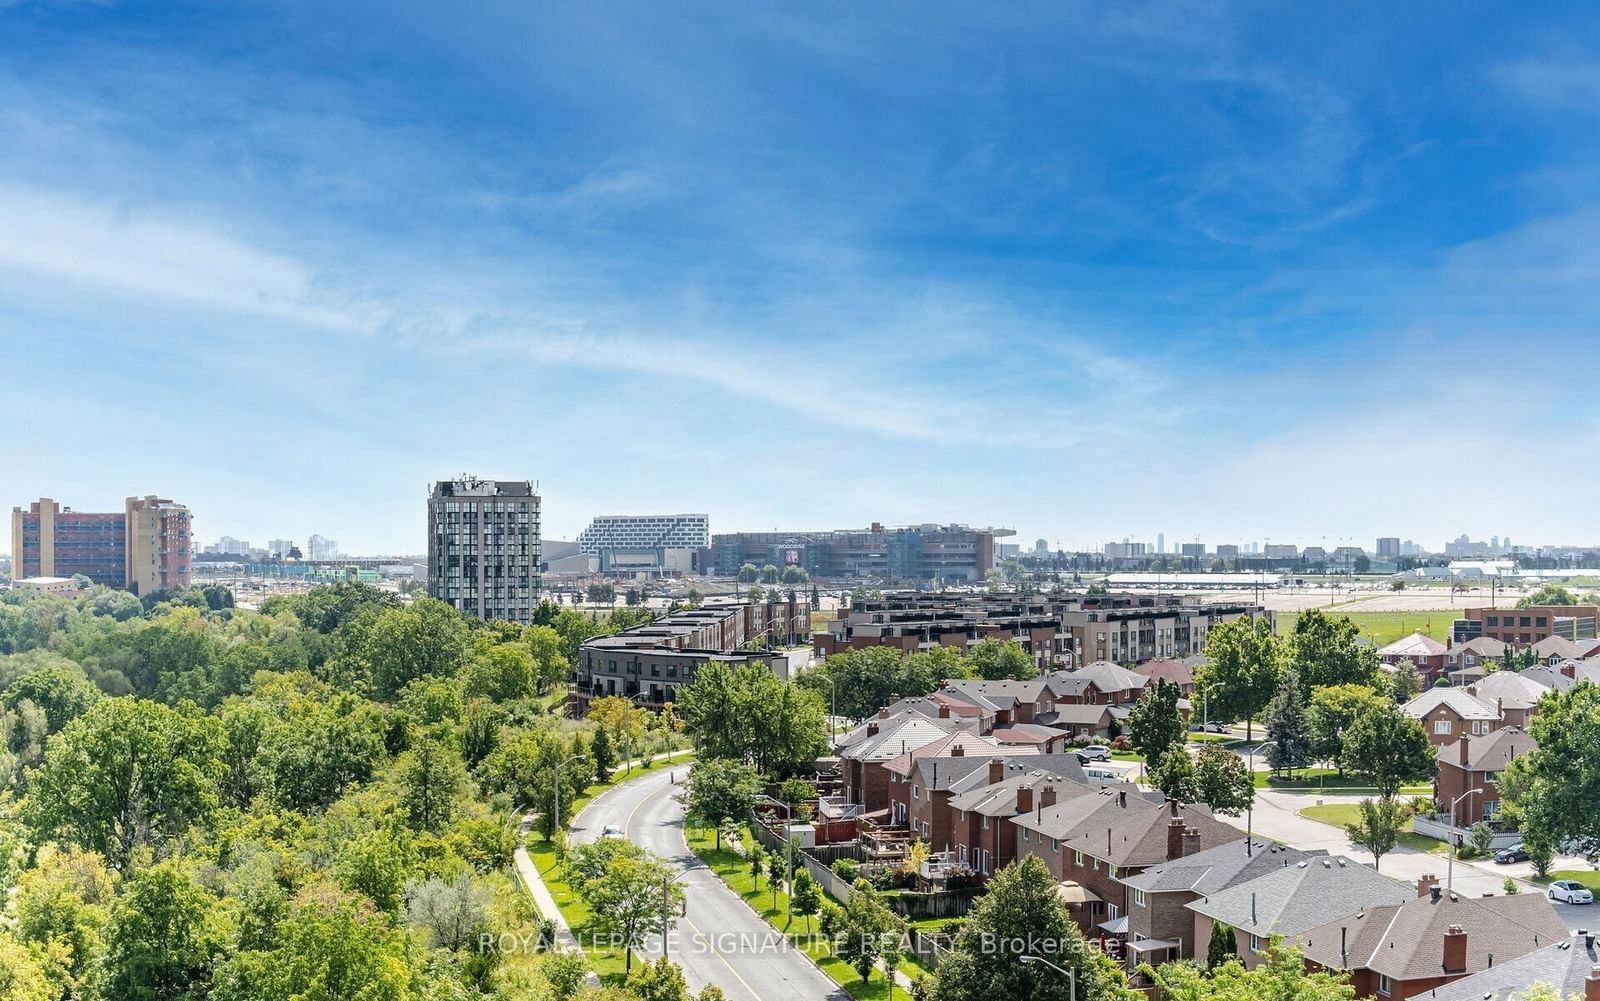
[1167,816,1186,860]
[939,704,950,719]
[988,758,1005,784]
[1443,925,1467,973]
[1118,789,1128,808]
[1017,785,1034,815]
[1417,874,1440,899]
[1587,967,1600,1001]
[1431,884,1443,903]
[1040,784,1058,810]
[867,722,879,737]
[951,743,965,757]
[878,707,890,720]
[1183,825,1202,857]
[1460,737,1471,766]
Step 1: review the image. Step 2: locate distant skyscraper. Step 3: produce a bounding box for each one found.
[1376,537,1401,559]
[306,535,339,560]
[217,535,250,555]
[1033,538,1049,555]
[268,539,294,559]
[1157,532,1165,554]
[427,476,541,624]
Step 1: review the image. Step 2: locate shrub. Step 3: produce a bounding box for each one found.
[1110,735,1132,751]
[831,857,860,883]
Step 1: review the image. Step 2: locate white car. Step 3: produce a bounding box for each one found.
[601,824,625,839]
[1549,880,1594,904]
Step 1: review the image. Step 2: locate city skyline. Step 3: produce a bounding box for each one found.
[5,2,1600,552]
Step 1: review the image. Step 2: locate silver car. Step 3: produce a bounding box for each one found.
[1549,880,1594,904]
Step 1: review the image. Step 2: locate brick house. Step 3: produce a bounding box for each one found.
[1434,727,1537,828]
[1117,840,1320,964]
[837,710,969,810]
[1012,791,1241,945]
[1380,633,1449,685]
[1402,689,1501,747]
[881,733,1032,828]
[1301,883,1568,999]
[1443,638,1508,685]
[1464,672,1547,731]
[1185,858,1413,969]
[945,765,1092,877]
[1133,658,1196,697]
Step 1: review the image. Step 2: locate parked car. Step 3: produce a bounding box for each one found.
[1074,745,1112,763]
[1549,880,1594,904]
[1083,766,1125,783]
[1494,843,1529,864]
[601,824,625,839]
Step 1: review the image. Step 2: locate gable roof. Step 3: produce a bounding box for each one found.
[946,764,1097,817]
[1014,791,1239,867]
[1186,857,1412,937]
[840,717,965,762]
[1413,934,1600,1001]
[1447,637,1509,660]
[991,722,1068,746]
[1520,665,1576,691]
[1381,633,1449,658]
[1065,660,1152,693]
[881,730,1016,777]
[938,753,1089,797]
[1402,688,1500,722]
[1120,839,1322,895]
[1467,671,1549,710]
[1437,726,1538,773]
[1301,888,1568,982]
[1531,636,1590,661]
[1134,659,1194,687]
[1037,703,1115,726]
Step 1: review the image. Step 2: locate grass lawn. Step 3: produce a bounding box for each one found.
[1280,610,1456,647]
[1188,732,1245,746]
[685,823,924,1001]
[1253,768,1429,796]
[1539,870,1600,890]
[1110,750,1143,762]
[1298,803,1448,854]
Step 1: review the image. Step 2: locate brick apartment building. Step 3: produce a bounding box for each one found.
[1454,605,1600,646]
[572,598,810,711]
[11,495,192,593]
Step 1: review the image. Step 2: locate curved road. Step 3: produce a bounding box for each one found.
[571,765,847,1001]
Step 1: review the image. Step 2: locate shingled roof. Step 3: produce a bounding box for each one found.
[1301,888,1567,983]
[1186,856,1412,938]
[1014,790,1239,867]
[1438,726,1537,772]
[1402,688,1500,722]
[1119,839,1321,895]
[1414,933,1600,1001]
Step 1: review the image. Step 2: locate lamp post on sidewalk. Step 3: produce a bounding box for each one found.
[1021,955,1078,1001]
[1446,786,1485,892]
[553,753,586,844]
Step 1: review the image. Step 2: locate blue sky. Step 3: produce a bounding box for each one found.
[3,1,1599,554]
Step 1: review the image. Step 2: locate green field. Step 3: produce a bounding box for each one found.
[1280,610,1457,646]
[1298,803,1447,854]
[1541,870,1600,890]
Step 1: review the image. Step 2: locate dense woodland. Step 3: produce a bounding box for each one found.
[0,580,669,1001]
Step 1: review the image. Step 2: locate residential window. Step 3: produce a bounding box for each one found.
[983,816,989,829]
[912,786,920,800]
[1249,935,1261,953]
[1022,828,1031,842]
[1074,850,1084,866]
[959,845,968,865]
[1051,838,1059,852]
[1134,889,1147,907]
[1434,720,1452,736]
[1378,975,1391,996]
[1473,721,1489,735]
[1108,865,1119,879]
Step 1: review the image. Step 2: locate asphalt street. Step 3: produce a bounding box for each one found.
[571,765,849,1001]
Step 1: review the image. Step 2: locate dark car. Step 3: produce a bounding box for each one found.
[1494,843,1529,864]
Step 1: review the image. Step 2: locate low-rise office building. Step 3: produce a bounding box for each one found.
[11,495,192,593]
[710,523,998,582]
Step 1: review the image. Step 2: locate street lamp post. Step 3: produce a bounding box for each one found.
[1021,955,1078,1001]
[553,753,586,844]
[1446,786,1485,892]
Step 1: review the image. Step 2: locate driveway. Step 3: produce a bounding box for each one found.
[572,765,848,1001]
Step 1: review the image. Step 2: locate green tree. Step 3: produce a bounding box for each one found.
[24,697,224,871]
[542,952,590,1001]
[968,638,1037,681]
[527,623,569,695]
[628,956,691,1001]
[1206,919,1238,969]
[100,863,221,1001]
[1306,684,1389,775]
[1343,797,1409,872]
[405,872,491,951]
[572,850,684,974]
[591,726,617,783]
[748,844,765,891]
[337,827,415,914]
[1194,744,1254,817]
[1129,678,1186,768]
[1342,701,1434,800]
[0,933,53,1001]
[1150,745,1200,803]
[792,868,822,932]
[1264,672,1313,776]
[361,597,470,698]
[212,897,421,1001]
[766,850,784,909]
[1141,939,1353,1001]
[1391,661,1422,702]
[1498,684,1600,859]
[401,736,468,833]
[1290,610,1382,692]
[738,564,759,584]
[835,879,903,985]
[463,640,536,702]
[678,759,763,849]
[1197,617,1283,741]
[1518,585,1576,608]
[932,855,1124,1001]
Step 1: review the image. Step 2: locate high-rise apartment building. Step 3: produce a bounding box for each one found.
[11,495,192,592]
[1376,537,1401,559]
[306,535,339,560]
[125,496,193,595]
[267,539,294,559]
[578,513,709,552]
[427,477,541,624]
